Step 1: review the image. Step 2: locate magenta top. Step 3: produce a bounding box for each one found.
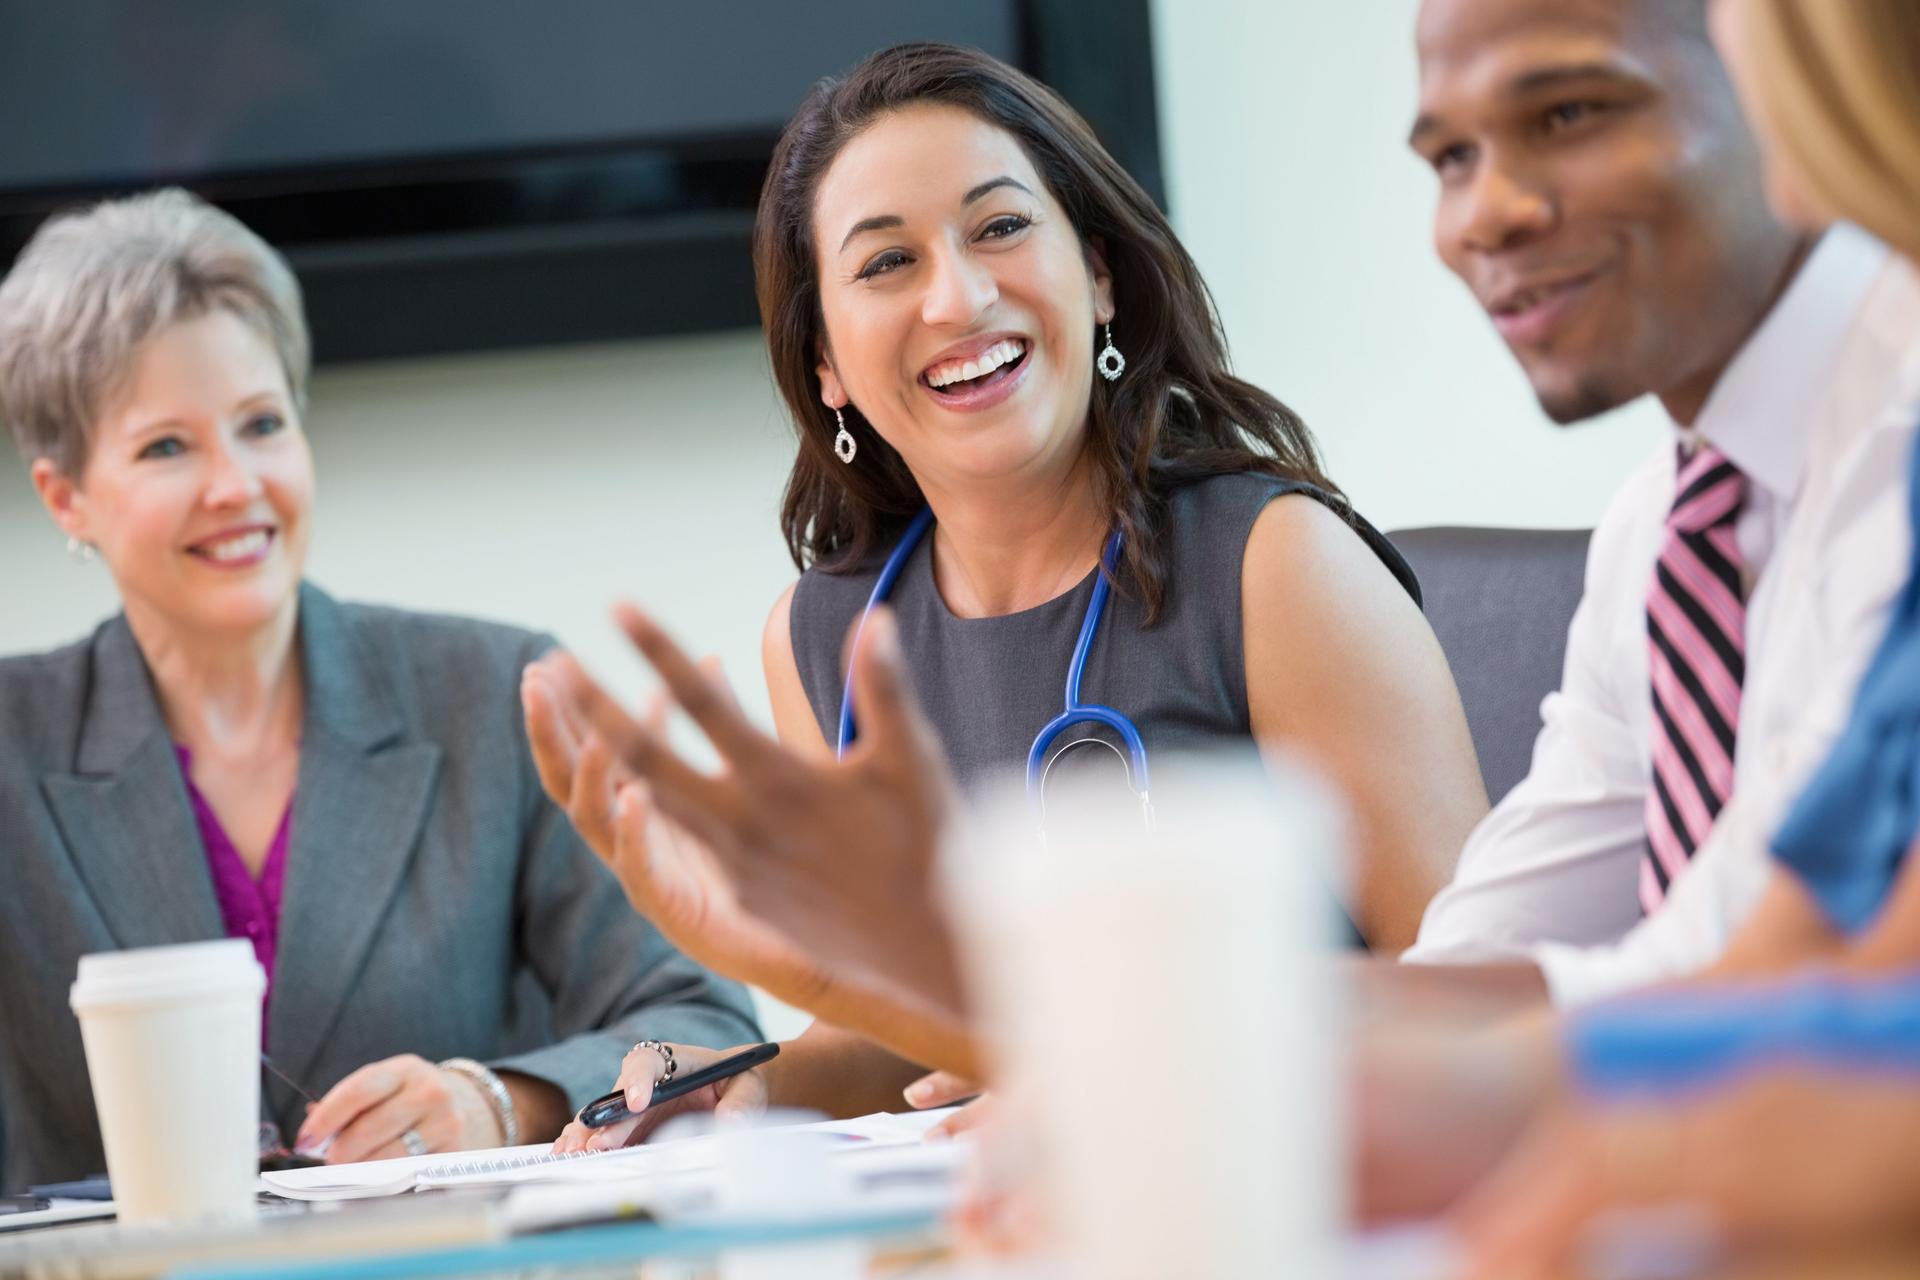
[173,744,294,1047]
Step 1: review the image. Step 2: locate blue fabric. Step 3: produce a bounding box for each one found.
[1568,975,1920,1098]
[1770,431,1920,933]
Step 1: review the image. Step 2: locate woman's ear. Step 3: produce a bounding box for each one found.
[816,347,849,411]
[31,458,89,543]
[1087,237,1116,326]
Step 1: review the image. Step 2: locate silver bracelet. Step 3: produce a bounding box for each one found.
[439,1057,519,1148]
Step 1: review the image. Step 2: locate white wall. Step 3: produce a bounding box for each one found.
[0,0,1667,1040]
[1150,0,1663,529]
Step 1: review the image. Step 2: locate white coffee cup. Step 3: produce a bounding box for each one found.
[69,938,266,1224]
[945,753,1346,1279]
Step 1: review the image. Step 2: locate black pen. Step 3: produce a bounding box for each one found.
[577,1042,781,1129]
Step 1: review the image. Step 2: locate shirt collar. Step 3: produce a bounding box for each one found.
[1681,224,1890,501]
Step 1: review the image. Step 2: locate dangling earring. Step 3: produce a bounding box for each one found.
[833,406,857,465]
[1096,323,1126,382]
[66,536,96,564]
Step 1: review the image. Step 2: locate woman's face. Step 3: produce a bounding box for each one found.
[1707,0,1824,228]
[37,308,314,640]
[811,103,1114,491]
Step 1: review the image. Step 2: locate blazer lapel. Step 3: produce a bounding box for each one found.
[269,587,443,1087]
[41,617,225,951]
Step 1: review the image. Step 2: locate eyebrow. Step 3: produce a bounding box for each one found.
[127,391,283,435]
[963,175,1033,205]
[837,176,1037,252]
[840,214,904,253]
[1407,61,1641,148]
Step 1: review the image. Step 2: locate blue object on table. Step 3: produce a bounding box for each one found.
[1568,974,1920,1098]
[26,1175,111,1201]
[1771,429,1920,933]
[166,1209,941,1280]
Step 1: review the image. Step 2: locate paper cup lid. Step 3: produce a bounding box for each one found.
[71,939,266,1012]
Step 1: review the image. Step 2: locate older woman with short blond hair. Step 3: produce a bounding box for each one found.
[0,188,758,1194]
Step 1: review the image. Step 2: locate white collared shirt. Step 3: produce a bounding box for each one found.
[1404,226,1920,1005]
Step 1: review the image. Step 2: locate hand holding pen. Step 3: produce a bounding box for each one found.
[551,1041,780,1153]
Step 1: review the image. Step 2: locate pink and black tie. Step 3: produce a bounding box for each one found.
[1641,444,1748,914]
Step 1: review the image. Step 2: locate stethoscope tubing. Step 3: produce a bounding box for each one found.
[837,507,1150,811]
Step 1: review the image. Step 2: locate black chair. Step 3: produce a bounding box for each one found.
[1389,526,1593,808]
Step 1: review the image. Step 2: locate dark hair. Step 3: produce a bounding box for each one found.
[756,42,1344,621]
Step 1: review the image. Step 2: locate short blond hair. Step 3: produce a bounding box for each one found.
[1741,1,1920,262]
[0,188,310,477]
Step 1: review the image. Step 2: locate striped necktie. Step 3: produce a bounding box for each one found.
[1641,444,1748,913]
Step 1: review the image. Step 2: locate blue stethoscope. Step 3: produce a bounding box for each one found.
[837,506,1153,824]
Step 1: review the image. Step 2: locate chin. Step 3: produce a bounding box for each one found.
[183,578,300,637]
[1527,365,1642,427]
[946,407,1084,474]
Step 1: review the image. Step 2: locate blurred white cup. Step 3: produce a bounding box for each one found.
[69,938,265,1224]
[944,753,1346,1278]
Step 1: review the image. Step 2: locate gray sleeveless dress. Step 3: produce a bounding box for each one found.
[789,472,1419,796]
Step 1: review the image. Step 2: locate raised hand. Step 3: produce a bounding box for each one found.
[522,620,983,1078]
[523,663,840,1010]
[526,604,963,1015]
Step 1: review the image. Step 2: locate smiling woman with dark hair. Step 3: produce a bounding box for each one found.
[534,41,1487,1143]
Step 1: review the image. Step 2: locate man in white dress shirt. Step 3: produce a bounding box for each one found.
[1397,0,1920,1004]
[1349,0,1920,1222]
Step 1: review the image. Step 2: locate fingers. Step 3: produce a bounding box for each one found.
[619,1041,678,1113]
[929,1093,999,1141]
[552,1119,598,1154]
[610,783,737,923]
[844,608,943,770]
[612,1044,747,1148]
[560,1043,677,1153]
[521,663,582,807]
[580,1112,649,1151]
[606,784,664,914]
[611,603,773,769]
[357,1106,459,1164]
[543,651,740,829]
[694,655,742,714]
[298,1057,411,1154]
[310,1058,460,1165]
[565,732,625,860]
[712,1067,771,1123]
[904,1070,980,1111]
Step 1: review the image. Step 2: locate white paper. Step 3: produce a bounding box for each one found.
[260,1109,959,1202]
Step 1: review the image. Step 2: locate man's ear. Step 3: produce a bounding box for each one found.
[31,457,90,543]
[1087,236,1115,325]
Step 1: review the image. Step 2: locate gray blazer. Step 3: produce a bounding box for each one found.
[0,584,759,1192]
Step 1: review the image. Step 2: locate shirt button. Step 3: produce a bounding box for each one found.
[246,923,262,939]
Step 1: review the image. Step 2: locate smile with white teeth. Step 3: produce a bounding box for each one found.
[926,338,1027,389]
[195,530,271,563]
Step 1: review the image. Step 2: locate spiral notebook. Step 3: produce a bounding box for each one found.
[260,1110,952,1201]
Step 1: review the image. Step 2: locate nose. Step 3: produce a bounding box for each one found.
[919,241,998,329]
[201,436,265,508]
[1449,151,1556,255]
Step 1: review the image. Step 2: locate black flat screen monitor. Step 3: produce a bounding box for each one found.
[0,0,1161,363]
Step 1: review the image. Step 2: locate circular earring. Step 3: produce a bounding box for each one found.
[833,407,857,465]
[1096,324,1126,382]
[66,536,96,564]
